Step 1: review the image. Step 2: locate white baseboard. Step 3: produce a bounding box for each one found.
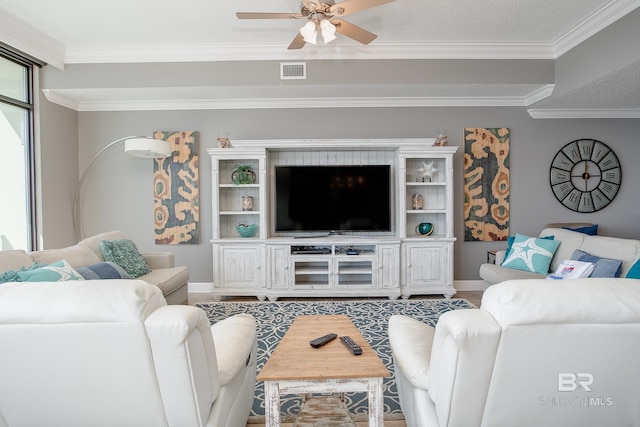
[188,282,214,294]
[189,280,489,294]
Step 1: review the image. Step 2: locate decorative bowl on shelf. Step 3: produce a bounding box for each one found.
[236,223,258,238]
[416,222,434,236]
[231,165,256,184]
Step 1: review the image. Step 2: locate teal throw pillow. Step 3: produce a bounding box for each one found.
[626,259,640,279]
[571,249,622,278]
[100,239,151,278]
[501,233,561,274]
[0,262,46,284]
[17,260,84,282]
[504,234,554,259]
[562,224,598,235]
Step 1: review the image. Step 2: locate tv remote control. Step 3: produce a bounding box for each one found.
[310,333,337,348]
[339,336,362,355]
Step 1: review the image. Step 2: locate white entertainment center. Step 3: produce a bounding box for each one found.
[208,139,457,301]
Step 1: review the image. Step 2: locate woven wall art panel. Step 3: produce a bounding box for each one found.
[463,128,510,241]
[153,131,200,244]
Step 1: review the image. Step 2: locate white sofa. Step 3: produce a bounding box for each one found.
[479,227,640,284]
[389,279,640,427]
[0,230,189,304]
[0,280,257,427]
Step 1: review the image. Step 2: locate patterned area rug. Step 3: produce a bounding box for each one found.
[196,298,475,419]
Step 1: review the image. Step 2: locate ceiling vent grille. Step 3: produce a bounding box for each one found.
[281,62,306,80]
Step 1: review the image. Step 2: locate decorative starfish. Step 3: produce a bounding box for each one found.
[417,161,438,181]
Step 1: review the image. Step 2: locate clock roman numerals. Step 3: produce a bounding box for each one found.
[577,139,594,159]
[562,189,581,211]
[579,192,594,213]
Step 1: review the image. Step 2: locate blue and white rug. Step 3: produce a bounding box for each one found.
[196,298,475,419]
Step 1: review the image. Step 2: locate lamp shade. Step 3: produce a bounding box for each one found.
[124,138,172,158]
[320,19,337,43]
[300,21,318,44]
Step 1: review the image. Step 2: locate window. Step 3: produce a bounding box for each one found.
[0,49,37,251]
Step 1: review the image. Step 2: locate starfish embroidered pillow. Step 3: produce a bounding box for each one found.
[501,233,561,274]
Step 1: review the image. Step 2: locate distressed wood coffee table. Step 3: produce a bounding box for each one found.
[257,314,390,427]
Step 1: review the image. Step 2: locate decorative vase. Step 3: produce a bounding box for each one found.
[236,223,258,238]
[231,166,256,185]
[411,193,424,210]
[242,196,254,211]
[434,131,448,146]
[216,137,231,148]
[416,222,434,236]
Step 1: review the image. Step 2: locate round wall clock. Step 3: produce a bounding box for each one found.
[549,139,622,212]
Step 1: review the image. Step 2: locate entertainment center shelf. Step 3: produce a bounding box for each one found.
[208,139,457,301]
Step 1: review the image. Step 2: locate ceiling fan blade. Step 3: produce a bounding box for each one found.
[288,33,307,50]
[332,19,377,45]
[329,0,395,17]
[236,12,303,19]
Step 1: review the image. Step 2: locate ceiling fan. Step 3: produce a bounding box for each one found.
[236,0,395,49]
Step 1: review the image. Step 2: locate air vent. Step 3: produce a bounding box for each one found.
[281,62,306,80]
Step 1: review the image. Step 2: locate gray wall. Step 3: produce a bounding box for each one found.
[36,87,78,249]
[41,105,637,283]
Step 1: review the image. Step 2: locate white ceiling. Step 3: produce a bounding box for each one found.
[1,0,639,117]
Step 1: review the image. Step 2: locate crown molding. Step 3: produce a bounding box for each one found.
[41,89,80,110]
[524,84,555,105]
[64,41,555,64]
[42,90,548,112]
[552,0,640,58]
[0,10,65,69]
[527,108,640,119]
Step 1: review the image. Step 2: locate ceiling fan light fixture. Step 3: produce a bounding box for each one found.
[320,19,337,43]
[300,20,318,44]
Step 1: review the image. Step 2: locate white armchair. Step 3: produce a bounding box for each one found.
[389,279,640,427]
[0,280,257,427]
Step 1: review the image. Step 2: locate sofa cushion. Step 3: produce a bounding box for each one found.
[101,239,152,278]
[30,245,101,269]
[78,230,128,262]
[501,234,560,274]
[479,262,544,284]
[0,280,166,323]
[482,279,640,326]
[0,250,34,273]
[571,249,623,278]
[76,262,132,280]
[539,228,587,272]
[17,260,84,282]
[579,235,640,277]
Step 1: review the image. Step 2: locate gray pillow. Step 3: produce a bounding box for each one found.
[571,249,622,278]
[76,262,132,280]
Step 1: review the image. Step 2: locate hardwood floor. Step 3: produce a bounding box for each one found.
[189,290,483,427]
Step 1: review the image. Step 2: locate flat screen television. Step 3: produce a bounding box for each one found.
[274,165,392,233]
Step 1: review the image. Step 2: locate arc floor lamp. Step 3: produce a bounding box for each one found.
[73,136,172,240]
